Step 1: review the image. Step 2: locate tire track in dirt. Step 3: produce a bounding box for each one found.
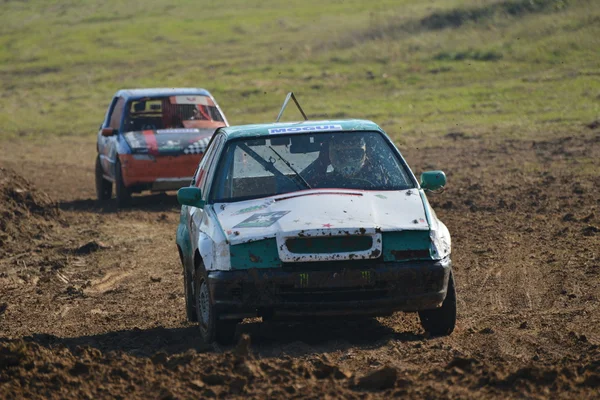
[86,271,134,294]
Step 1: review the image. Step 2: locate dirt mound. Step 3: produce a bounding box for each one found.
[0,167,60,256]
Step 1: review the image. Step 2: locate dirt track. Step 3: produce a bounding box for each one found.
[1,129,599,399]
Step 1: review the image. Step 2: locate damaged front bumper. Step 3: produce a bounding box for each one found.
[208,257,452,320]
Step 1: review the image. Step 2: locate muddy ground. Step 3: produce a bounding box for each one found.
[1,127,599,399]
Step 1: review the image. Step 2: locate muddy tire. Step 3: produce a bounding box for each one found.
[195,270,237,345]
[183,267,197,322]
[115,159,131,208]
[419,271,456,336]
[95,156,112,201]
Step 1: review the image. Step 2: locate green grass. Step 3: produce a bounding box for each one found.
[0,0,599,145]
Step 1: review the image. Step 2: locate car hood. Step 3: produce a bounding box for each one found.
[214,188,429,246]
[123,128,217,156]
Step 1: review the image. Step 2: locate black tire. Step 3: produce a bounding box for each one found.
[183,266,197,322]
[418,271,457,336]
[194,269,237,345]
[115,159,132,208]
[95,156,112,201]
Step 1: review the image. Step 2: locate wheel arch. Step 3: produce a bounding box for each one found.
[194,249,205,277]
[176,244,184,266]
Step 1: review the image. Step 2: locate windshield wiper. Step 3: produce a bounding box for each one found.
[268,146,312,190]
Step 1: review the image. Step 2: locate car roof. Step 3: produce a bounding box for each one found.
[218,119,383,140]
[115,88,214,100]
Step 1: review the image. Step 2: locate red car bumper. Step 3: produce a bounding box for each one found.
[119,153,201,191]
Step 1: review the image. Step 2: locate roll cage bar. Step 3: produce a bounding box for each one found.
[276,92,308,122]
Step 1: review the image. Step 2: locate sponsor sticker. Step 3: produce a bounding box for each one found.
[158,139,182,151]
[170,96,214,106]
[268,125,342,134]
[231,200,274,216]
[234,211,290,228]
[361,271,371,282]
[299,273,309,287]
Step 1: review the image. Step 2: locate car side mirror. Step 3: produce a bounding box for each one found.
[420,170,446,191]
[177,187,204,208]
[101,128,117,137]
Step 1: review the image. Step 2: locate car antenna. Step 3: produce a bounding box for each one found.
[276,92,308,122]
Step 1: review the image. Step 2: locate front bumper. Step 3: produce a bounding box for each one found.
[119,154,200,190]
[208,257,452,320]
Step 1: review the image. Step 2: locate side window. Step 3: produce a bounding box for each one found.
[102,97,117,128]
[193,150,212,188]
[193,135,224,193]
[109,97,125,130]
[201,136,225,199]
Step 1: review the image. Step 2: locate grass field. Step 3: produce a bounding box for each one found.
[1,0,599,144]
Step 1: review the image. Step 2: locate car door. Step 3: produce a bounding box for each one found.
[98,96,125,180]
[98,96,116,174]
[188,134,226,252]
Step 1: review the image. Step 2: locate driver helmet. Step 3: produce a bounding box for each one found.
[329,135,367,177]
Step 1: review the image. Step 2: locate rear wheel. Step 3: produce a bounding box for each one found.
[95,156,112,201]
[115,159,132,208]
[195,270,238,344]
[418,271,457,336]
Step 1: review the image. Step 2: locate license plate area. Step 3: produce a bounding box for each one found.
[294,269,375,289]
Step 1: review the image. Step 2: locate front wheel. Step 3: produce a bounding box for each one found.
[183,266,197,322]
[418,271,457,336]
[195,271,237,344]
[95,156,112,201]
[115,159,132,208]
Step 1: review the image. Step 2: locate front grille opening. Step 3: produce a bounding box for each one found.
[282,258,382,271]
[280,287,387,303]
[230,287,242,301]
[286,235,373,254]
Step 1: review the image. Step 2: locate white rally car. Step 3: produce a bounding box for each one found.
[176,98,455,344]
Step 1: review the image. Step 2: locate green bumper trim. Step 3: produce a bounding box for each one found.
[230,238,281,269]
[382,230,432,262]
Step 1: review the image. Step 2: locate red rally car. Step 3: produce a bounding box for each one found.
[95,88,228,207]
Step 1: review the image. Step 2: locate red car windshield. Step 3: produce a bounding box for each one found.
[124,95,225,132]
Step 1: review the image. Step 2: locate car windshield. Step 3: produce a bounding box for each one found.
[210,131,415,203]
[123,95,225,132]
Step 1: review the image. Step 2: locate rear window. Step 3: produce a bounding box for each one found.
[123,95,225,132]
